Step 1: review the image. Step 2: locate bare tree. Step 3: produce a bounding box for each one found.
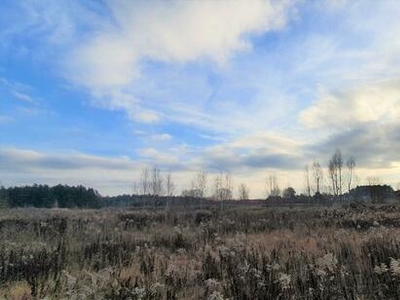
[312,160,323,195]
[238,183,249,200]
[346,156,356,193]
[192,171,207,209]
[140,167,150,195]
[225,172,233,200]
[165,173,175,197]
[149,167,164,196]
[181,172,208,206]
[305,164,311,197]
[192,171,208,198]
[213,171,233,211]
[266,174,280,197]
[328,149,343,198]
[338,151,343,197]
[164,172,175,211]
[328,160,336,197]
[213,173,223,205]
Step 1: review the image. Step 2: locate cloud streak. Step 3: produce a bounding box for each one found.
[0,77,39,105]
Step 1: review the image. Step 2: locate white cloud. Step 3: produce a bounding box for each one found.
[111,0,291,63]
[0,77,39,105]
[185,130,306,176]
[11,91,38,105]
[134,111,160,124]
[68,35,139,90]
[299,80,400,130]
[64,0,295,123]
[150,133,172,141]
[137,147,180,166]
[229,131,303,156]
[0,147,135,170]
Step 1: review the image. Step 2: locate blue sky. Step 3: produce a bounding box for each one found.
[2,0,400,197]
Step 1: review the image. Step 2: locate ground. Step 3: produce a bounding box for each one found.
[1,203,400,299]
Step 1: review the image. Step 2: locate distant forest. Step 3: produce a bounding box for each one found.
[0,184,209,209]
[1,183,399,209]
[0,185,101,209]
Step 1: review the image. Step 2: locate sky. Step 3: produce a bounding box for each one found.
[1,0,400,198]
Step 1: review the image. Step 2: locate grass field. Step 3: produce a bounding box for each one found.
[1,203,400,299]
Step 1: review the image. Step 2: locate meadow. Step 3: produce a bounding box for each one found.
[1,203,400,299]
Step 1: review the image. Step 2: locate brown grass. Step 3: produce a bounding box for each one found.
[1,204,400,299]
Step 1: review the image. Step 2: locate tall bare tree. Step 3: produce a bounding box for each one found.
[338,151,343,197]
[238,183,249,200]
[312,160,323,195]
[346,156,356,193]
[140,167,150,195]
[328,149,343,198]
[225,172,233,200]
[213,171,233,211]
[192,171,207,209]
[305,165,311,197]
[149,167,164,196]
[192,171,208,198]
[266,174,280,197]
[328,161,336,197]
[164,172,175,211]
[165,173,175,197]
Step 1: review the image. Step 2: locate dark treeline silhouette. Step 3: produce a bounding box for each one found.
[349,184,395,203]
[266,185,399,205]
[0,185,213,209]
[1,183,399,210]
[0,184,101,208]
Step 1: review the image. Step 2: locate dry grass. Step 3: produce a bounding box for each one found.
[1,204,400,299]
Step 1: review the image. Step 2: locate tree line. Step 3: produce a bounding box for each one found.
[0,184,101,208]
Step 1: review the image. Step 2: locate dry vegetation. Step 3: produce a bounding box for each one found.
[1,203,400,299]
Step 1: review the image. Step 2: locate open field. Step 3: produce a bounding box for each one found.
[1,204,400,299]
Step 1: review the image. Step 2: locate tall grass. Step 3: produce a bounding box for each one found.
[1,204,400,299]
